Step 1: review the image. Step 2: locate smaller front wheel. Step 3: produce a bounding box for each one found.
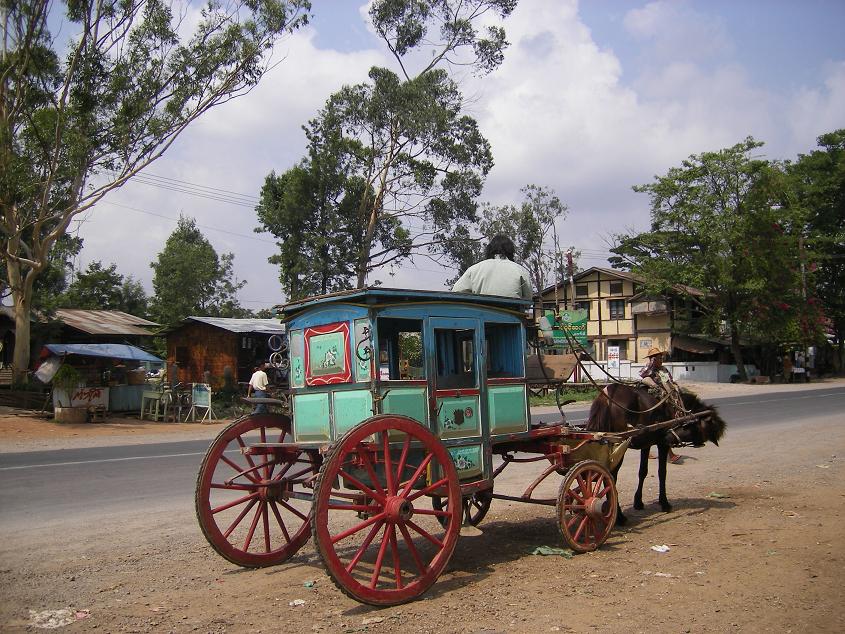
[556,460,617,553]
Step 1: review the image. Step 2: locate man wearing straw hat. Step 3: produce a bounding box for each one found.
[640,347,684,463]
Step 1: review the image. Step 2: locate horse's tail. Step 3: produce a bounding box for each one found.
[586,386,612,431]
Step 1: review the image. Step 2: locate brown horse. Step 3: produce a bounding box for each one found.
[587,383,726,524]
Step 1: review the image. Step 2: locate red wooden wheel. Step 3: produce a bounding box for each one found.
[556,460,617,553]
[195,413,319,567]
[312,415,461,606]
[431,489,493,528]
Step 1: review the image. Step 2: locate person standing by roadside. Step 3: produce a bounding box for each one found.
[248,361,270,414]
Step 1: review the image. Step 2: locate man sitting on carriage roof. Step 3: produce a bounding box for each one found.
[451,235,533,301]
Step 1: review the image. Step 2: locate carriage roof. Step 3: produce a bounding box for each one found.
[275,287,531,322]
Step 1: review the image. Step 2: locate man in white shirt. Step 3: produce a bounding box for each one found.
[248,361,270,414]
[452,235,533,301]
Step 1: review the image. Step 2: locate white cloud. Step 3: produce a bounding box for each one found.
[72,0,845,305]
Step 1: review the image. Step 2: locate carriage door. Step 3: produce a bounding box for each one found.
[428,318,485,480]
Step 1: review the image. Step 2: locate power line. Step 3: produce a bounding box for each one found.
[104,201,278,245]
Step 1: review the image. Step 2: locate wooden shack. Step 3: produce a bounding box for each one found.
[166,317,286,385]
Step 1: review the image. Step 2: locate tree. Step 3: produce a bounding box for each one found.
[609,138,810,380]
[477,185,569,292]
[256,112,372,300]
[1,0,310,378]
[60,260,148,316]
[149,216,247,326]
[787,129,845,371]
[259,1,515,290]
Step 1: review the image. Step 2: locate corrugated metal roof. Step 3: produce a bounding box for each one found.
[54,309,159,336]
[185,316,286,334]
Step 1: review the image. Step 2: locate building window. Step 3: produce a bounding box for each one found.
[608,299,625,320]
[175,346,189,365]
[609,281,623,295]
[576,284,588,297]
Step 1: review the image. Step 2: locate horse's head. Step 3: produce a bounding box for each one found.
[675,391,727,447]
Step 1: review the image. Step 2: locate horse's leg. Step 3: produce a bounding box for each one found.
[657,443,672,512]
[633,447,649,510]
[611,458,627,526]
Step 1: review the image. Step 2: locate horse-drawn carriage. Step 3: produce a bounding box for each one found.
[195,288,722,605]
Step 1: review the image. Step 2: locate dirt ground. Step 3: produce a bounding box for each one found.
[1,380,843,633]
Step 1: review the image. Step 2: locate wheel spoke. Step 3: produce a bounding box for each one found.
[210,482,254,491]
[337,468,386,505]
[242,500,263,551]
[394,436,412,493]
[398,522,427,575]
[223,498,258,539]
[412,508,452,518]
[331,512,387,545]
[405,520,444,548]
[368,523,392,589]
[572,515,588,543]
[399,453,434,497]
[406,476,449,502]
[345,519,385,574]
[269,500,292,542]
[221,455,259,484]
[358,448,387,499]
[236,434,259,474]
[278,500,308,522]
[212,492,258,515]
[382,431,395,496]
[262,503,271,553]
[389,525,403,589]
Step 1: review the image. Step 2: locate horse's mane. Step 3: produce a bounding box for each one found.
[680,390,727,442]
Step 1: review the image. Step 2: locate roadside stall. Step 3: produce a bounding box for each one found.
[37,343,164,413]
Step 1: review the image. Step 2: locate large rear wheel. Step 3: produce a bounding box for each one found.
[312,415,461,605]
[556,460,617,553]
[195,414,319,567]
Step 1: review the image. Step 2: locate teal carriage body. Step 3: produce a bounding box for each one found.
[196,288,624,606]
[284,287,531,483]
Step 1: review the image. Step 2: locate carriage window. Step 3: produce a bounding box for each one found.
[376,318,425,380]
[435,328,476,389]
[485,323,523,378]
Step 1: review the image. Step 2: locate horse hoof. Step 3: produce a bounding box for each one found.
[616,513,627,526]
[633,501,644,511]
[661,503,673,512]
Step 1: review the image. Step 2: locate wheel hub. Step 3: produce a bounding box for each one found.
[385,496,414,523]
[258,479,290,503]
[585,496,605,520]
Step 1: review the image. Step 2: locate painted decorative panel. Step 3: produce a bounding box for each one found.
[333,390,374,438]
[305,322,351,386]
[447,445,483,480]
[488,384,528,435]
[293,392,330,442]
[435,395,480,439]
[289,329,305,388]
[353,319,374,382]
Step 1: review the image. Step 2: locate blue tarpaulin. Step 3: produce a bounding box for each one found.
[43,343,163,363]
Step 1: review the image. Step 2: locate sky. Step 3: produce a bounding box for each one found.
[70,0,845,312]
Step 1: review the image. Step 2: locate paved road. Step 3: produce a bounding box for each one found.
[1,386,842,532]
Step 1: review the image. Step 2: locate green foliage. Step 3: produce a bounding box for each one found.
[610,137,814,379]
[258,1,514,292]
[0,0,310,375]
[149,216,247,326]
[476,185,570,292]
[59,261,149,316]
[786,129,845,366]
